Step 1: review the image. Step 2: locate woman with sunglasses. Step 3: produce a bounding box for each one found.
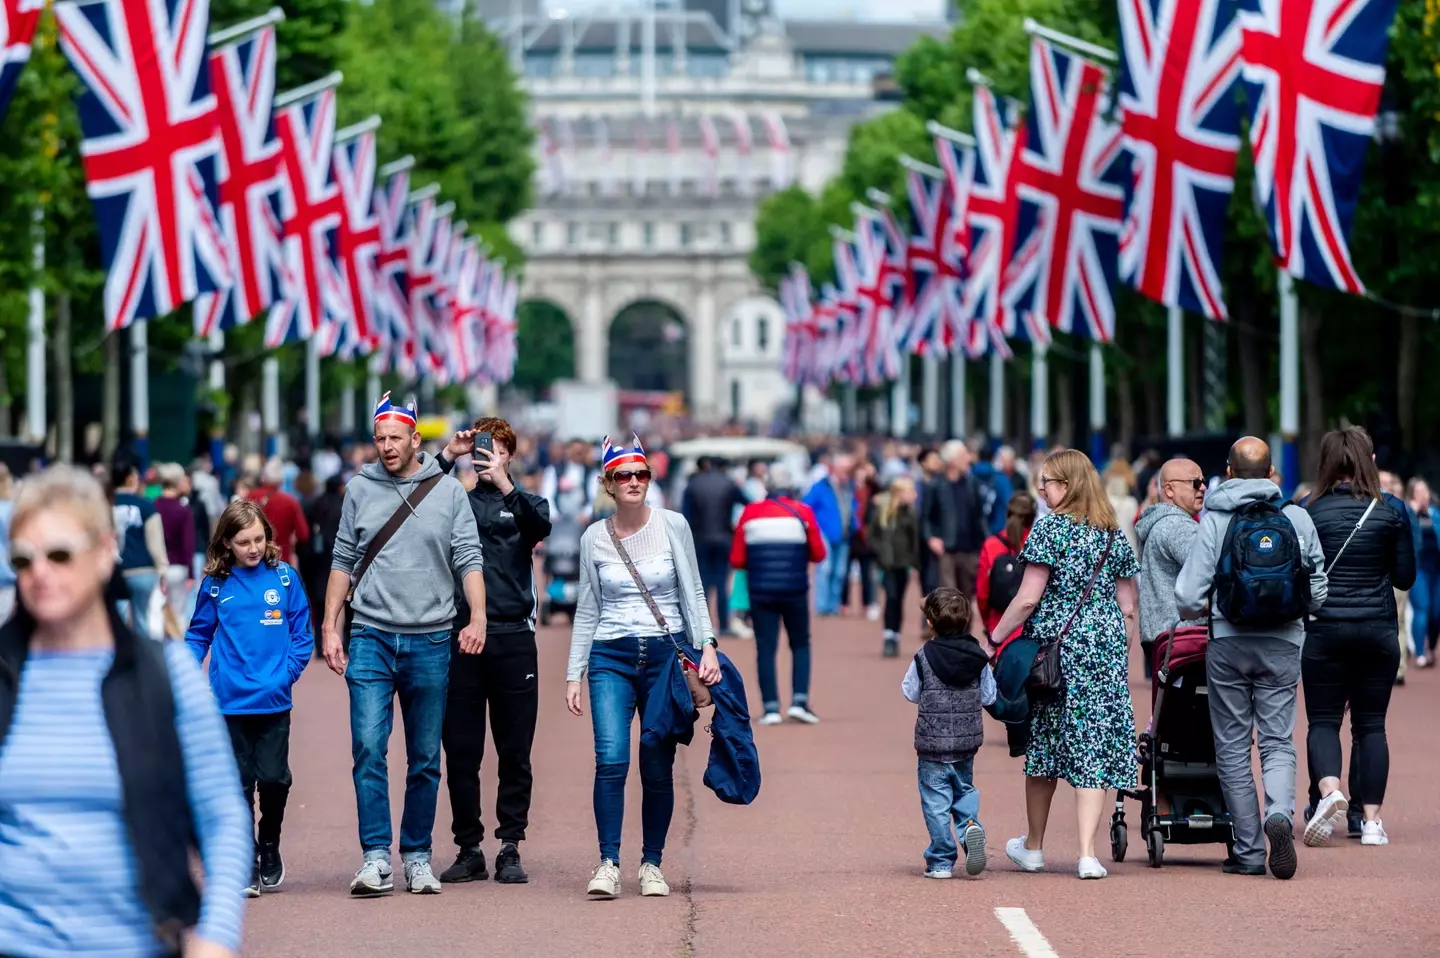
[987,450,1141,880]
[0,466,252,958]
[565,436,721,900]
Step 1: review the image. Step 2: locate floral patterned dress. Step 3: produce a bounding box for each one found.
[1019,513,1140,789]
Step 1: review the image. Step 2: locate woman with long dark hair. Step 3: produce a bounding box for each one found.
[1300,427,1415,848]
[977,492,1038,640]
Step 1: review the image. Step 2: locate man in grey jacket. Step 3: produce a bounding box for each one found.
[1136,458,1207,646]
[321,393,487,898]
[1175,437,1327,881]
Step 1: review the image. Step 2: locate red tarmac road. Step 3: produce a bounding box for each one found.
[245,613,1440,958]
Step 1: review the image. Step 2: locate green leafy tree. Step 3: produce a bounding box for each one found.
[513,301,575,397]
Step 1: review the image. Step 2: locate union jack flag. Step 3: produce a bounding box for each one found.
[930,132,991,357]
[193,24,292,338]
[484,270,518,385]
[372,165,412,376]
[404,192,441,383]
[273,88,349,348]
[901,165,963,357]
[1005,36,1126,343]
[410,199,454,383]
[1,0,43,123]
[1120,0,1243,320]
[56,0,232,332]
[852,211,904,385]
[779,265,815,385]
[963,86,1024,356]
[449,238,483,382]
[331,125,381,351]
[1238,0,1397,294]
[831,233,862,384]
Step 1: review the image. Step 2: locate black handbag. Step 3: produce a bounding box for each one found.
[1026,530,1115,704]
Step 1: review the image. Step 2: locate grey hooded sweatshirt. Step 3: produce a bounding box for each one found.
[1136,502,1201,641]
[1174,478,1327,647]
[332,453,484,634]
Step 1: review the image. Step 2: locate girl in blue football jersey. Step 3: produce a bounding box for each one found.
[187,500,313,898]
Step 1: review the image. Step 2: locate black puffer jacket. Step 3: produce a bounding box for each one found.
[1304,487,1416,626]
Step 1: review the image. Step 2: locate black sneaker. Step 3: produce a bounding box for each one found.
[882,637,899,658]
[1347,807,1364,839]
[1265,813,1297,880]
[494,842,529,884]
[1221,856,1265,876]
[244,857,262,899]
[439,846,488,883]
[259,841,285,890]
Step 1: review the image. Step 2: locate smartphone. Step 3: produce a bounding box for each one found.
[474,432,493,455]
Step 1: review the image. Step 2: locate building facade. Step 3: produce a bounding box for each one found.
[498,1,944,423]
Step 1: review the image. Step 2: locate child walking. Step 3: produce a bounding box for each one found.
[867,475,921,658]
[186,500,313,898]
[902,587,995,878]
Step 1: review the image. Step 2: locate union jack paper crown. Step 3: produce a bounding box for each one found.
[373,391,417,428]
[601,435,647,473]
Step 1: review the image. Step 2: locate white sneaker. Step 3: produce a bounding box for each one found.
[1005,837,1044,872]
[728,616,754,639]
[923,867,953,879]
[638,862,670,897]
[1077,857,1108,880]
[866,604,881,622]
[404,860,442,894]
[1303,790,1349,847]
[758,712,782,726]
[349,859,394,896]
[1361,820,1389,846]
[787,704,820,724]
[587,859,621,898]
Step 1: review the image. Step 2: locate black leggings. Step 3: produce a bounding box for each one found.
[1302,624,1400,808]
[881,568,909,633]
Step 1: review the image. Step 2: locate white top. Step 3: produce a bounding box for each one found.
[592,512,685,642]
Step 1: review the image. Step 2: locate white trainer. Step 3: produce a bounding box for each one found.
[1361,820,1389,846]
[1077,857,1108,880]
[587,859,621,898]
[923,868,953,879]
[1303,790,1349,847]
[638,862,670,897]
[349,859,394,897]
[404,860,442,895]
[758,712,782,726]
[866,605,881,622]
[786,704,820,725]
[1004,837,1044,873]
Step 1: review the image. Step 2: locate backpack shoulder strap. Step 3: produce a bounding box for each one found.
[275,562,292,588]
[348,474,444,599]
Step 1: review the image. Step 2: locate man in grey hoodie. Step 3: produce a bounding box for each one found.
[321,393,486,898]
[1175,437,1327,881]
[1136,458,1207,646]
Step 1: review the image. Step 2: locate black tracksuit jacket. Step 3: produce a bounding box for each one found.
[439,457,553,634]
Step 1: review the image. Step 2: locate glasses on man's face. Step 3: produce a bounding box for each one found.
[1167,477,1206,492]
[613,470,652,485]
[12,543,85,573]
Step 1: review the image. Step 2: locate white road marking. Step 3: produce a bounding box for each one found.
[995,907,1061,958]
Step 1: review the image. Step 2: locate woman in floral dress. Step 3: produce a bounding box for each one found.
[987,449,1141,880]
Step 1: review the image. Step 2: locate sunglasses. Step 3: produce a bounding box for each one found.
[612,469,652,484]
[1167,477,1206,492]
[12,543,85,572]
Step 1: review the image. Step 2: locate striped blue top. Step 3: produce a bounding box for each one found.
[0,642,252,957]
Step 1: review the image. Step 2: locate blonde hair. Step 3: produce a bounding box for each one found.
[13,465,115,542]
[879,476,915,527]
[1043,449,1118,531]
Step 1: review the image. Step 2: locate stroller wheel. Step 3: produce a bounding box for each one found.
[1147,831,1164,868]
[1110,822,1128,863]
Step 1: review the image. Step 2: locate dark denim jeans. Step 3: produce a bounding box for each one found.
[696,541,732,631]
[346,624,451,863]
[751,593,812,715]
[588,635,681,866]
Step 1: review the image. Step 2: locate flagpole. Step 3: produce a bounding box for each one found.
[948,355,965,440]
[208,6,285,47]
[25,206,44,449]
[1166,305,1184,437]
[262,356,280,457]
[208,328,225,470]
[366,353,382,430]
[892,360,910,439]
[988,351,1005,445]
[130,320,149,468]
[1089,343,1106,464]
[1031,342,1048,451]
[1278,270,1300,497]
[1021,18,1119,61]
[273,71,344,109]
[921,355,939,435]
[924,121,976,148]
[305,335,321,446]
[899,155,945,180]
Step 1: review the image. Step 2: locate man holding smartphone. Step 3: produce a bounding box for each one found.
[434,417,552,884]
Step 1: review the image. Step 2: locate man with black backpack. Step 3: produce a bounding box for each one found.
[1175,437,1327,882]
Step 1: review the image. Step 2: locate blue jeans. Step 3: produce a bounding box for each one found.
[1409,567,1440,658]
[814,538,849,615]
[751,594,812,714]
[917,758,981,871]
[588,635,681,866]
[346,624,451,863]
[118,568,158,638]
[697,542,732,631]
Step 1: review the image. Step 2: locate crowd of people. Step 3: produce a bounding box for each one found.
[0,406,1431,956]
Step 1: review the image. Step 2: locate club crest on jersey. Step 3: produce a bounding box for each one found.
[264,589,280,605]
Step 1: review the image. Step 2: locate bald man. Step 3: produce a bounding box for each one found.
[1175,437,1327,881]
[1136,458,1207,645]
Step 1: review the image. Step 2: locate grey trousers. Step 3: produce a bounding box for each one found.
[1206,635,1302,866]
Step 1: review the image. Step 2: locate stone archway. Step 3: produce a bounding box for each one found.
[607,299,690,395]
[514,298,577,396]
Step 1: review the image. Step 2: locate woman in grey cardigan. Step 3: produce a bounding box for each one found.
[565,436,720,900]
